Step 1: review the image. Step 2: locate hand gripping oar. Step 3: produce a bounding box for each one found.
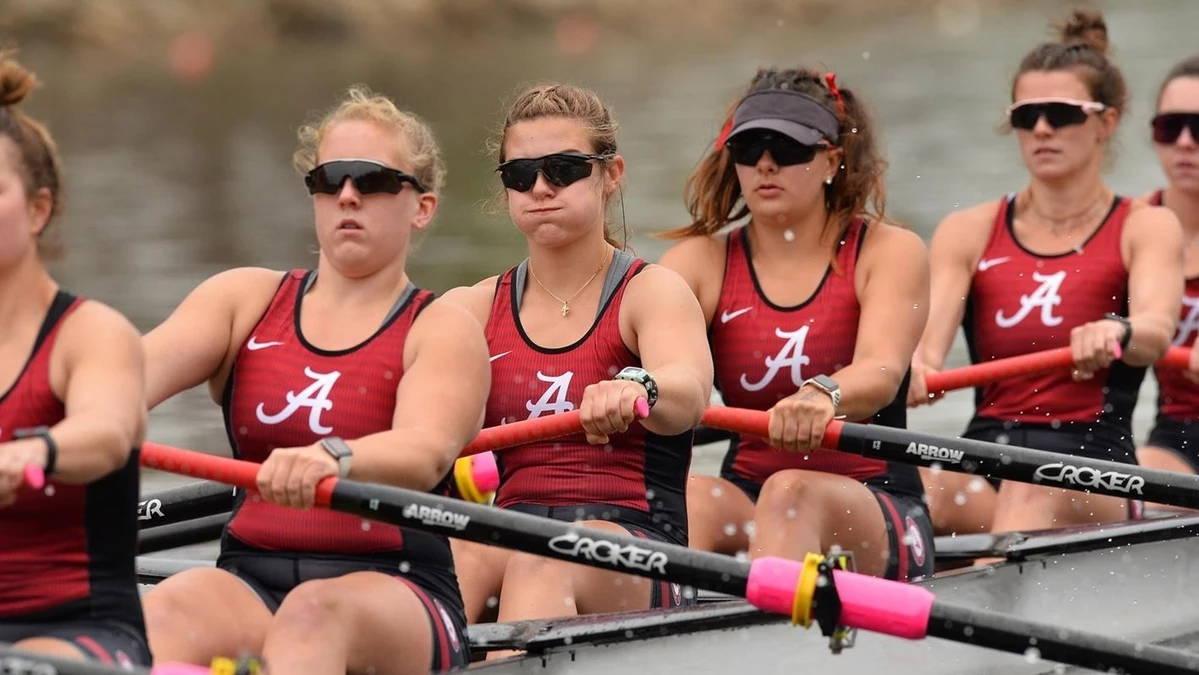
[700,407,1199,509]
[451,397,649,503]
[924,344,1191,395]
[139,443,1199,675]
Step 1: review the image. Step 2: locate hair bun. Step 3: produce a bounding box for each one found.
[0,52,39,108]
[1054,8,1110,55]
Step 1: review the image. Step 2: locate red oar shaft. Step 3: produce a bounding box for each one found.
[925,345,1192,394]
[458,397,648,457]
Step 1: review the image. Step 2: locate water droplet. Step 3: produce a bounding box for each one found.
[358,386,368,395]
[239,426,248,435]
[786,508,797,519]
[383,370,394,380]
[398,561,411,573]
[967,477,989,493]
[850,127,859,134]
[43,485,55,497]
[683,586,696,599]
[862,51,871,59]
[646,489,656,501]
[711,486,723,498]
[486,596,499,608]
[1025,647,1042,663]
[723,523,738,536]
[963,626,974,637]
[563,636,573,645]
[953,492,968,506]
[784,229,796,242]
[929,462,943,476]
[361,520,372,531]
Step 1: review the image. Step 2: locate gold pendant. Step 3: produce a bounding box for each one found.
[560,302,570,317]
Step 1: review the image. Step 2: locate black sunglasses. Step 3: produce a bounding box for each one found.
[725,131,826,167]
[304,159,428,196]
[1007,99,1106,131]
[496,152,612,193]
[1152,112,1199,145]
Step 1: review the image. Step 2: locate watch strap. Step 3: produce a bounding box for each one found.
[14,426,58,476]
[319,436,353,477]
[1104,313,1133,351]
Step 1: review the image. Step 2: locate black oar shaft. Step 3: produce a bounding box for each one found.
[328,480,752,597]
[836,423,1199,508]
[327,478,1199,674]
[1,646,152,675]
[929,602,1199,675]
[139,480,234,529]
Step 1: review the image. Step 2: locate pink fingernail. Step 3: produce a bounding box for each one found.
[23,464,45,490]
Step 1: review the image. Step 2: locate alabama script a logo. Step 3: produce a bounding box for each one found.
[256,367,342,434]
[740,326,810,392]
[525,371,576,419]
[995,271,1067,328]
[1174,295,1199,346]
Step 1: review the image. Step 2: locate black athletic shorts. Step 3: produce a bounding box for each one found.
[216,549,469,672]
[724,473,936,583]
[505,503,695,609]
[0,620,149,669]
[1146,415,1199,473]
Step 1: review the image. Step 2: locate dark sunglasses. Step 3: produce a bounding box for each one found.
[1152,112,1199,145]
[304,159,428,196]
[725,131,826,167]
[1007,98,1106,131]
[495,152,611,193]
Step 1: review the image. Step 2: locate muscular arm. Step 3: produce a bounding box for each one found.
[142,267,283,409]
[44,302,147,482]
[1120,206,1185,365]
[824,225,930,421]
[623,265,714,435]
[913,207,992,371]
[658,235,725,326]
[336,298,492,490]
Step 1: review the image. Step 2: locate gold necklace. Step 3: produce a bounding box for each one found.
[529,248,610,318]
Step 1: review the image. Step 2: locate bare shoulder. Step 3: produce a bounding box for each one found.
[625,262,700,302]
[658,233,727,270]
[861,220,928,255]
[439,276,499,325]
[59,299,142,353]
[1125,201,1184,244]
[934,199,1002,238]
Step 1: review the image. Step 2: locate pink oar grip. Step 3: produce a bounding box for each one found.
[471,451,500,493]
[830,568,933,640]
[633,397,650,419]
[745,556,803,616]
[23,463,45,490]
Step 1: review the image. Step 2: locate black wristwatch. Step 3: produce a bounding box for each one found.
[319,436,354,477]
[615,367,659,410]
[1103,313,1133,351]
[14,426,58,476]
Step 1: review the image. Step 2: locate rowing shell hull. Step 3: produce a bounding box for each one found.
[467,527,1199,674]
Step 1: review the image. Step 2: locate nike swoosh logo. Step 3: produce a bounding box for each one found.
[977,257,1011,272]
[720,307,753,323]
[489,351,512,362]
[246,337,284,351]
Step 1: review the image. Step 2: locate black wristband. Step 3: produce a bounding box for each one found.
[14,426,58,476]
[1104,313,1133,351]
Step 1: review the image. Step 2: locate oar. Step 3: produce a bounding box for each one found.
[139,443,1199,675]
[701,407,1199,509]
[138,479,236,530]
[925,344,1191,396]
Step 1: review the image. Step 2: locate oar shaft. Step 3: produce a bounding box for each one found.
[835,422,1199,508]
[928,602,1199,674]
[138,476,234,529]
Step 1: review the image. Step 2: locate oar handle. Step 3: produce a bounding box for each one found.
[698,406,842,448]
[459,397,650,457]
[140,442,341,510]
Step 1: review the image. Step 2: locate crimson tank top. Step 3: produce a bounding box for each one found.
[221,270,450,565]
[484,252,692,544]
[964,194,1144,427]
[1148,189,1199,421]
[0,292,143,628]
[709,222,920,496]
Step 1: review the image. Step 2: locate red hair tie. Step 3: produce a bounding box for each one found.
[825,72,846,119]
[714,114,735,150]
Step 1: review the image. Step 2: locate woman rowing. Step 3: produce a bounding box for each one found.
[139,86,491,675]
[910,9,1184,536]
[1136,55,1199,508]
[658,67,934,581]
[445,83,712,635]
[0,51,151,667]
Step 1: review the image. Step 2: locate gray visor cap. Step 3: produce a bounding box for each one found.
[726,89,840,146]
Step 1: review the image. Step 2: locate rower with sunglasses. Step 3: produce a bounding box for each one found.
[1136,55,1199,503]
[0,51,152,669]
[444,83,712,638]
[909,9,1184,538]
[659,67,935,582]
[138,87,490,675]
